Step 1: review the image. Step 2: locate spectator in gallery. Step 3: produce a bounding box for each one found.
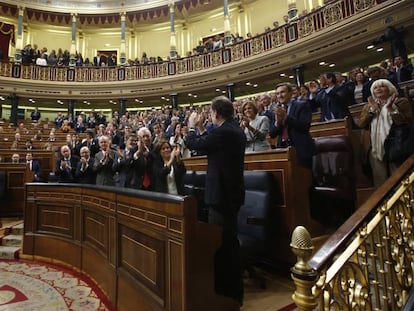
[31,107,41,122]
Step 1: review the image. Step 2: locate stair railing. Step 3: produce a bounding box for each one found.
[291,154,414,310]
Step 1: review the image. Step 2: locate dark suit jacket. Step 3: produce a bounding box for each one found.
[186,119,246,213]
[312,85,352,122]
[75,157,96,184]
[27,160,41,182]
[112,149,136,188]
[151,157,186,195]
[55,156,80,183]
[269,99,316,168]
[131,145,155,190]
[93,149,117,186]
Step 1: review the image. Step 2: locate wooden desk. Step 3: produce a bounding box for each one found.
[0,163,29,216]
[24,184,239,311]
[183,148,326,263]
[310,117,352,138]
[0,150,56,182]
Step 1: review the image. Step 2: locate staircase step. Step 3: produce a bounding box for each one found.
[11,223,24,235]
[0,246,20,259]
[2,234,23,246]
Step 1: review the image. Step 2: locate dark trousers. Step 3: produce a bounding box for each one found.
[208,206,243,305]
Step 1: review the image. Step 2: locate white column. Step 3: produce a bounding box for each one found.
[14,6,25,62]
[120,12,127,65]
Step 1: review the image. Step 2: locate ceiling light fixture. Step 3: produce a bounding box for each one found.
[319,61,326,65]
[366,44,375,49]
[376,47,384,52]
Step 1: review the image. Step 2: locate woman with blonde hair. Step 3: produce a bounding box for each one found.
[240,100,270,152]
[358,78,413,187]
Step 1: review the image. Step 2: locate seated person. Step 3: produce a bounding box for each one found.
[11,153,20,163]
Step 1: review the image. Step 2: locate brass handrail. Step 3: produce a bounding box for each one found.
[291,154,414,310]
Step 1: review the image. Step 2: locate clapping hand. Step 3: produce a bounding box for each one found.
[274,105,287,124]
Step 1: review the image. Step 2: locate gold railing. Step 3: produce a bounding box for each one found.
[291,154,414,310]
[0,0,385,82]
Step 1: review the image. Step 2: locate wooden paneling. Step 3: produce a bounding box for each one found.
[0,163,27,216]
[183,148,325,263]
[0,150,56,182]
[24,184,239,311]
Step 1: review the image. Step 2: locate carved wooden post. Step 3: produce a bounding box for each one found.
[290,226,318,311]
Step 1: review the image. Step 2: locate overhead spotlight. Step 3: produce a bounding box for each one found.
[280,73,286,77]
[215,88,220,92]
[222,90,226,94]
[366,44,375,49]
[86,102,90,105]
[161,96,165,100]
[246,82,251,86]
[188,93,192,96]
[329,63,335,67]
[109,100,113,103]
[289,75,294,79]
[376,47,384,52]
[83,100,88,104]
[0,96,4,101]
[253,84,258,87]
[193,95,198,98]
[319,61,326,65]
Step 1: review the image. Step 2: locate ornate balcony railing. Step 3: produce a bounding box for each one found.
[0,0,388,83]
[291,154,414,310]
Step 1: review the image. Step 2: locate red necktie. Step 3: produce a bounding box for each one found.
[143,173,150,189]
[282,125,289,141]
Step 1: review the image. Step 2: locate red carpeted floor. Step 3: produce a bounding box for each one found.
[0,259,116,311]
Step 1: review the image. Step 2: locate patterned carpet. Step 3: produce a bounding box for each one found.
[0,259,115,311]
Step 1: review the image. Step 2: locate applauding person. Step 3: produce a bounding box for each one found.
[93,135,116,186]
[152,140,186,195]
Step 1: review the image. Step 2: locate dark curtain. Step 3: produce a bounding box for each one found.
[0,22,15,61]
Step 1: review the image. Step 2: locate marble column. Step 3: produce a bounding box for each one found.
[9,93,19,126]
[292,64,305,86]
[69,13,77,67]
[225,83,235,102]
[169,1,177,59]
[119,98,127,116]
[14,6,25,62]
[68,100,75,119]
[120,12,127,65]
[170,93,178,110]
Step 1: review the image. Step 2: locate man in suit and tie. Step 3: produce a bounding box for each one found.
[75,146,96,184]
[269,82,317,169]
[55,145,80,183]
[93,51,104,67]
[113,133,138,188]
[93,135,117,186]
[132,127,154,190]
[26,152,41,182]
[186,95,246,306]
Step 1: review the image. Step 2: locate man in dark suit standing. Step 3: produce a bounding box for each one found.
[75,146,96,184]
[93,135,117,186]
[310,72,352,122]
[186,95,246,306]
[26,152,41,182]
[55,145,80,183]
[269,83,316,169]
[93,51,104,67]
